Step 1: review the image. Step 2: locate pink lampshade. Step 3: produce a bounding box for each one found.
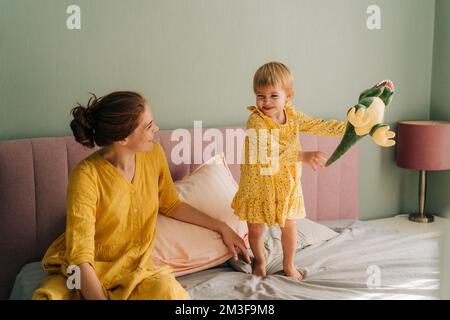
[396,120,450,171]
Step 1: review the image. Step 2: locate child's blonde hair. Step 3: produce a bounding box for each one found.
[253,62,293,93]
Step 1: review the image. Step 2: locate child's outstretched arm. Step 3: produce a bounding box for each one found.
[296,111,347,137]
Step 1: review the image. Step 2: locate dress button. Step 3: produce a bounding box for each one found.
[134,208,138,212]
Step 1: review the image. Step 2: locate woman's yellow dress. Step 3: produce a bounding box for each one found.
[32,143,190,300]
[231,105,346,227]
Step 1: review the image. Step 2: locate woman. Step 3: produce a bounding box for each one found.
[32,91,250,300]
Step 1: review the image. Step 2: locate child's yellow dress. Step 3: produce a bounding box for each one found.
[32,143,190,300]
[231,104,346,227]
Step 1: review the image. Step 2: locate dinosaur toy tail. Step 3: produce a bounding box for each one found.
[325,125,363,167]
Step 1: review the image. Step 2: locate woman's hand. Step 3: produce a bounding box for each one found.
[298,151,327,171]
[219,225,251,264]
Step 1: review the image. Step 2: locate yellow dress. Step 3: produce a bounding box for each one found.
[32,143,190,300]
[231,105,346,227]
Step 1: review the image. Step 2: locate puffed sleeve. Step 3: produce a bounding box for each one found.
[65,162,98,267]
[155,144,182,217]
[296,111,347,137]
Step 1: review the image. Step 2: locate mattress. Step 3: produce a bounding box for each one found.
[9,220,439,300]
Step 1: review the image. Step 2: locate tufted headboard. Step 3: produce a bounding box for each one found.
[0,127,359,299]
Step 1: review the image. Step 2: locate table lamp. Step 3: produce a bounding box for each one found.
[396,120,450,223]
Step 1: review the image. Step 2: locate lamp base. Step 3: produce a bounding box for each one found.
[408,213,435,224]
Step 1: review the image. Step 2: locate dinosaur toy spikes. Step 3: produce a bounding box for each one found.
[325,80,396,167]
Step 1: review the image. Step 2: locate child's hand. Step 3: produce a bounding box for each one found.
[298,151,327,171]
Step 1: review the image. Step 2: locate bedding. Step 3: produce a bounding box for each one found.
[10,219,439,300]
[181,220,439,299]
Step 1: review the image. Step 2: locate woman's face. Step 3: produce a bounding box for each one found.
[124,104,159,152]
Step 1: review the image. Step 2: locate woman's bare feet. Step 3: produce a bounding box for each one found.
[252,258,267,277]
[283,264,304,280]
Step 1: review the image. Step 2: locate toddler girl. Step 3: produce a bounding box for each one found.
[232,62,346,280]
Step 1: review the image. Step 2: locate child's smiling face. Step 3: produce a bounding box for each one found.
[255,85,293,119]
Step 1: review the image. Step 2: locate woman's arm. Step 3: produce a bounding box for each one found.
[169,202,251,264]
[65,165,105,299]
[78,262,108,300]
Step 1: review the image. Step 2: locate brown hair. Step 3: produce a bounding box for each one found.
[70,91,147,148]
[253,61,293,93]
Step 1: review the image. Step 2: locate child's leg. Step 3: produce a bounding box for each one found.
[280,219,304,280]
[247,222,266,277]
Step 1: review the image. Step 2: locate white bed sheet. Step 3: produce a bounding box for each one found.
[10,220,439,300]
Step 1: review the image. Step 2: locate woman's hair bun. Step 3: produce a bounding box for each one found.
[69,91,146,149]
[70,103,95,148]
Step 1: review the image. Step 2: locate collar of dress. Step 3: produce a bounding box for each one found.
[246,105,296,127]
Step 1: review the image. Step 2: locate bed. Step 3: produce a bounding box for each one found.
[0,127,439,300]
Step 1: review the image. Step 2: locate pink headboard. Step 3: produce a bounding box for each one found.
[0,126,359,298]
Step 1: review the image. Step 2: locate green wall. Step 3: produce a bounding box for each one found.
[0,0,436,221]
[429,0,450,220]
[430,0,450,300]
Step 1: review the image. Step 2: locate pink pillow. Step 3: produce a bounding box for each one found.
[151,154,248,276]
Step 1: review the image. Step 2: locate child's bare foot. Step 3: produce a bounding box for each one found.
[283,264,304,280]
[252,259,267,277]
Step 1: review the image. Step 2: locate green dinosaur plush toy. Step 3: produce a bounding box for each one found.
[325,80,396,167]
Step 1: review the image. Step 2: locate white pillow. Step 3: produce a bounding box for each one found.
[297,218,339,248]
[175,154,247,236]
[151,153,248,276]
